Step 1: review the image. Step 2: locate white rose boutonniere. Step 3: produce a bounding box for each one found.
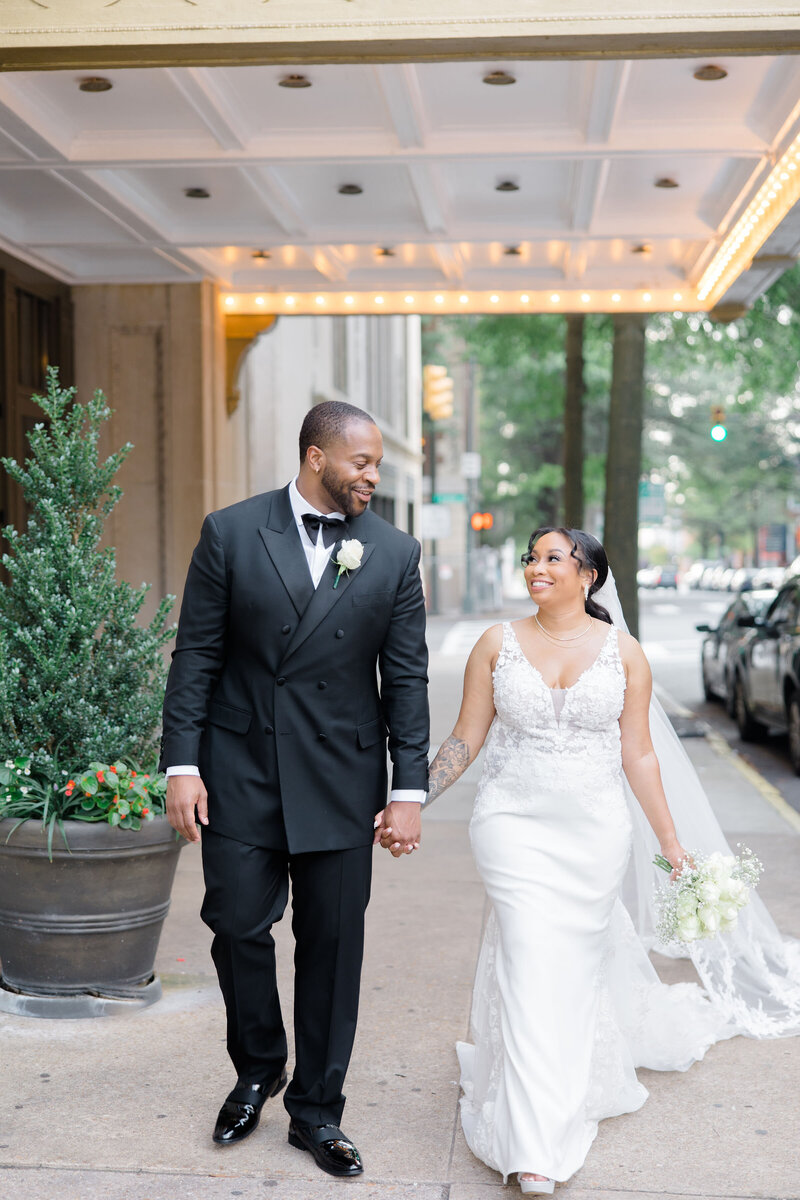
[333,538,364,588]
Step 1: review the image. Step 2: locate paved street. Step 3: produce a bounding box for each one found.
[2,600,799,1200]
[638,588,800,818]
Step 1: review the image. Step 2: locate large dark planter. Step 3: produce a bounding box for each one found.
[0,815,182,1015]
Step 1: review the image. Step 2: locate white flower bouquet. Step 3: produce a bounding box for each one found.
[653,847,763,946]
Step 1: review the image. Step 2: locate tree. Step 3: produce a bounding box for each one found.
[644,266,800,558]
[431,313,612,544]
[0,368,175,784]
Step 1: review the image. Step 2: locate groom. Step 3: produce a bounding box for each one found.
[161,400,429,1176]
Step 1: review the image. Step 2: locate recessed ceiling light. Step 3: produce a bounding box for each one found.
[496,180,520,193]
[79,76,112,93]
[376,247,396,257]
[504,245,522,256]
[631,243,652,256]
[251,249,271,260]
[184,187,210,199]
[483,70,516,86]
[693,64,728,82]
[278,74,312,89]
[338,184,363,196]
[655,177,679,189]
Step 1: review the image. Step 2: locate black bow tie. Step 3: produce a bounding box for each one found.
[301,512,347,548]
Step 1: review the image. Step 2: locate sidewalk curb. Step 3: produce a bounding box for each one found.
[703,726,800,835]
[654,682,800,835]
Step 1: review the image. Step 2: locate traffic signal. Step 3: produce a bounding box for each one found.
[710,405,728,441]
[423,363,454,421]
[470,511,494,531]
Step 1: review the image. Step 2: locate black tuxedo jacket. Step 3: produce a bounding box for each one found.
[160,485,430,853]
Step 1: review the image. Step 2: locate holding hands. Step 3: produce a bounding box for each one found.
[373,800,421,857]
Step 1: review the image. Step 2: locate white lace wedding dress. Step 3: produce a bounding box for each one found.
[457,621,734,1183]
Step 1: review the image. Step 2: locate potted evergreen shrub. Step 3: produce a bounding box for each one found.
[0,368,179,1017]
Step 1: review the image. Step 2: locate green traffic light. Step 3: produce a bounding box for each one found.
[710,423,728,441]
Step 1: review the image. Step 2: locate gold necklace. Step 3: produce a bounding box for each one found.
[534,612,593,644]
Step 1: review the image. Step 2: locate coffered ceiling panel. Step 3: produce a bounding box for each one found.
[0,56,797,312]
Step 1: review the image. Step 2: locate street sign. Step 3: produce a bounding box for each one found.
[433,492,466,503]
[420,504,452,540]
[461,451,482,479]
[638,480,666,523]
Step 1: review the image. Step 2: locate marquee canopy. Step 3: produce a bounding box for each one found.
[0,55,798,315]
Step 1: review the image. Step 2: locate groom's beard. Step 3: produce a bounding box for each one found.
[320,466,374,518]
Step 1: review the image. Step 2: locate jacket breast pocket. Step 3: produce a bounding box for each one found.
[352,590,394,608]
[357,718,386,749]
[208,700,252,735]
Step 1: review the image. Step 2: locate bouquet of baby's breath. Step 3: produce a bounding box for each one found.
[653,847,763,946]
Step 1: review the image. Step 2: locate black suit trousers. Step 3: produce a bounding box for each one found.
[200,828,373,1127]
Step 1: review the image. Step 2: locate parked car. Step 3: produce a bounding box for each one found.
[751,565,786,590]
[696,589,777,713]
[685,560,720,590]
[729,567,759,593]
[652,564,678,588]
[730,577,800,773]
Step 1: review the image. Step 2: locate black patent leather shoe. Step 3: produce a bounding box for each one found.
[287,1120,364,1176]
[212,1068,288,1145]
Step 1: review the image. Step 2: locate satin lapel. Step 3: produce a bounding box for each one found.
[258,489,315,617]
[283,540,375,662]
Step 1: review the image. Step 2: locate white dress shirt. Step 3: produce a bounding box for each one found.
[168,479,424,807]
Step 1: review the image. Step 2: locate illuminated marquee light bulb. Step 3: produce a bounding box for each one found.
[344,295,354,305]
[459,294,469,304]
[285,296,296,306]
[698,131,800,303]
[255,296,265,306]
[224,296,235,307]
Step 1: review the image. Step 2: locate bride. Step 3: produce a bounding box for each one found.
[420,526,800,1194]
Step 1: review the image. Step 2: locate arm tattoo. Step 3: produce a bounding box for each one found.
[425,735,471,809]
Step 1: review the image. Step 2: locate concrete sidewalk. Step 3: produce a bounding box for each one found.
[2,616,799,1200]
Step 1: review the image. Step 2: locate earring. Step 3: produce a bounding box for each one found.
[584,582,590,601]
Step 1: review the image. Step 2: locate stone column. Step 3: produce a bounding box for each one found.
[603,313,646,639]
[73,281,242,616]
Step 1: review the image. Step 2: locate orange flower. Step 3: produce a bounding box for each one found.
[96,771,105,783]
[110,766,117,775]
[129,781,134,789]
[142,808,150,816]
[131,770,137,777]
[67,779,75,788]
[85,792,91,797]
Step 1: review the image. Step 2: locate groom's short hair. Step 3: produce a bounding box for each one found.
[299,401,376,462]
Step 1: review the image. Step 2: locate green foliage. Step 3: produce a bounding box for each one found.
[0,368,176,812]
[423,313,612,544]
[645,266,800,552]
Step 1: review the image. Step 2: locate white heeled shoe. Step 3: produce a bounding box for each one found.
[518,1175,555,1195]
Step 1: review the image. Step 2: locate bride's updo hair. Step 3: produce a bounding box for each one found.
[527,526,613,625]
